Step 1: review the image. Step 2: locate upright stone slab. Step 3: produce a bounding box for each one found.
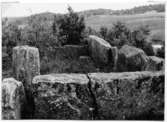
[2,78,25,119]
[13,45,40,90]
[88,71,164,120]
[12,45,40,118]
[32,74,94,119]
[88,35,112,64]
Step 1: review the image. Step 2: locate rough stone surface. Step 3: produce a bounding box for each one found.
[12,45,40,118]
[2,78,25,120]
[117,45,149,72]
[88,35,112,64]
[88,71,164,120]
[54,45,88,59]
[146,56,164,71]
[32,74,94,119]
[13,45,40,90]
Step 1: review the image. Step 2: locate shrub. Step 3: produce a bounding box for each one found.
[131,25,154,55]
[131,25,150,48]
[142,42,155,56]
[57,6,85,45]
[99,22,131,48]
[2,20,21,58]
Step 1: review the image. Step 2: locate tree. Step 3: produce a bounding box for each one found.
[104,21,131,48]
[131,25,150,48]
[57,6,85,45]
[22,14,59,58]
[131,25,154,56]
[52,15,59,35]
[2,21,21,58]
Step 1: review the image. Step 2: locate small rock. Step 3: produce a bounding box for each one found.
[79,56,91,63]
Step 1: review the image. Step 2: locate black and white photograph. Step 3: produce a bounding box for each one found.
[1,0,165,120]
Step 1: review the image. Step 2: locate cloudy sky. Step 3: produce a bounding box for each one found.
[1,0,165,17]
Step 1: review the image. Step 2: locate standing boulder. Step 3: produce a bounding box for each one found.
[117,45,149,72]
[2,78,25,119]
[32,74,94,119]
[88,35,112,64]
[12,45,40,118]
[13,45,40,90]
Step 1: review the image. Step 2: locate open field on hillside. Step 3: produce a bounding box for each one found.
[85,12,165,41]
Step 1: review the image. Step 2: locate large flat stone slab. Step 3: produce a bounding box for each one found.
[88,71,164,120]
[32,74,93,119]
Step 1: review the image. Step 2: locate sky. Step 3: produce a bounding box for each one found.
[1,0,165,17]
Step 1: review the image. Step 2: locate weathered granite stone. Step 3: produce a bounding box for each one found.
[12,45,40,118]
[32,74,93,119]
[2,78,25,119]
[146,56,164,71]
[117,45,149,72]
[88,35,112,64]
[88,71,164,120]
[12,45,40,90]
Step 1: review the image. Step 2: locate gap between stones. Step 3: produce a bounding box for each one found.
[86,74,99,120]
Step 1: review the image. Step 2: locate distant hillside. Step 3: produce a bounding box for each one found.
[3,12,56,26]
[3,3,165,24]
[2,3,165,42]
[112,4,165,15]
[79,4,165,17]
[78,9,113,17]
